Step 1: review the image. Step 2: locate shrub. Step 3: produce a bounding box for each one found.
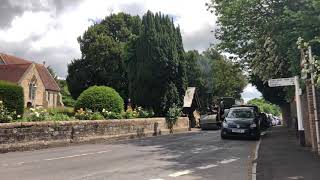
[27,107,48,121]
[136,107,154,118]
[0,100,17,123]
[49,113,71,121]
[74,108,91,120]
[166,104,182,133]
[90,112,105,120]
[101,109,123,119]
[47,107,74,117]
[75,86,124,113]
[0,81,24,116]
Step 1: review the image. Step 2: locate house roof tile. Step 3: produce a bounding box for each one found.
[0,52,60,91]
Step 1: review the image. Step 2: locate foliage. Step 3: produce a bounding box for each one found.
[122,109,139,119]
[27,107,48,122]
[74,108,92,120]
[136,107,154,118]
[67,13,142,99]
[248,98,281,116]
[49,113,71,121]
[207,0,320,105]
[211,58,247,99]
[0,100,18,123]
[166,104,182,133]
[75,86,124,113]
[47,66,59,83]
[127,11,187,116]
[184,49,247,109]
[101,109,123,119]
[47,107,74,117]
[0,81,24,116]
[58,80,76,107]
[90,112,105,120]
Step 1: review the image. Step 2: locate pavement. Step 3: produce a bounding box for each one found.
[257,126,320,180]
[0,130,257,180]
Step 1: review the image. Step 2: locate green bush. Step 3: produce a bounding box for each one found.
[90,112,105,120]
[0,101,17,123]
[26,107,48,122]
[0,81,24,116]
[75,86,124,113]
[166,104,182,133]
[47,107,74,117]
[49,113,71,121]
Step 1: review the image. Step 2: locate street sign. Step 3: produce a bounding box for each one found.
[268,77,295,87]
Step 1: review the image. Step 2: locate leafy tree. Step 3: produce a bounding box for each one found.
[211,58,247,99]
[47,66,58,83]
[58,80,76,107]
[248,98,281,116]
[67,13,142,99]
[206,0,320,107]
[184,48,247,109]
[127,11,187,115]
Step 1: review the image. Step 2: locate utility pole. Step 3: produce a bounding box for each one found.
[308,46,320,154]
[295,76,305,146]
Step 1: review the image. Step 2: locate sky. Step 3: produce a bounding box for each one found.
[0,0,261,101]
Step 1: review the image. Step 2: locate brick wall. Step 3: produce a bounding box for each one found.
[0,117,189,153]
[306,81,318,152]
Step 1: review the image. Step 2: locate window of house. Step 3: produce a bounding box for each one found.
[29,77,37,101]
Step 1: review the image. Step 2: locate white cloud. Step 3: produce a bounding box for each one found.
[0,0,217,76]
[241,84,262,103]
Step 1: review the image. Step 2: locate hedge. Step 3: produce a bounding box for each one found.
[75,86,124,113]
[0,81,24,116]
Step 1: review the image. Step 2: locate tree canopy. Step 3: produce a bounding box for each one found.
[127,11,187,115]
[248,98,281,116]
[67,13,141,99]
[207,0,320,106]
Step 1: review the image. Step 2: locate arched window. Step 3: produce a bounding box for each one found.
[29,76,37,101]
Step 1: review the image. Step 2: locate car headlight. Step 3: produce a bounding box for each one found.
[250,123,257,128]
[223,122,228,128]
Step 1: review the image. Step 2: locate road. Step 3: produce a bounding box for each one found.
[0,130,257,180]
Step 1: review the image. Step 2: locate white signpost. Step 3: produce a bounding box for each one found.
[268,77,295,87]
[268,76,305,145]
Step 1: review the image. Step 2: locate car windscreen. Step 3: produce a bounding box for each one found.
[227,109,254,119]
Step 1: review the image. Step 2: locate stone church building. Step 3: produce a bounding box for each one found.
[0,53,63,108]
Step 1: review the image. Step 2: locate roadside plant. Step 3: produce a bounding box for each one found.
[135,106,155,118]
[27,106,48,121]
[49,113,71,121]
[74,108,91,120]
[101,109,123,119]
[165,104,182,133]
[0,100,16,123]
[90,112,105,120]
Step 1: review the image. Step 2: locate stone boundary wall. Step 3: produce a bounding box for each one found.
[0,117,189,153]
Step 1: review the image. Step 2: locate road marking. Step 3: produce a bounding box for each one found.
[197,164,218,170]
[252,139,261,180]
[288,176,304,179]
[168,170,193,177]
[219,158,239,164]
[44,150,111,161]
[149,179,164,180]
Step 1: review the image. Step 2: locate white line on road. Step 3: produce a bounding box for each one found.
[218,158,239,164]
[44,150,111,161]
[252,139,261,180]
[168,170,193,177]
[197,164,218,170]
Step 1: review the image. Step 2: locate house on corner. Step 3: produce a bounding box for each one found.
[0,53,63,108]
